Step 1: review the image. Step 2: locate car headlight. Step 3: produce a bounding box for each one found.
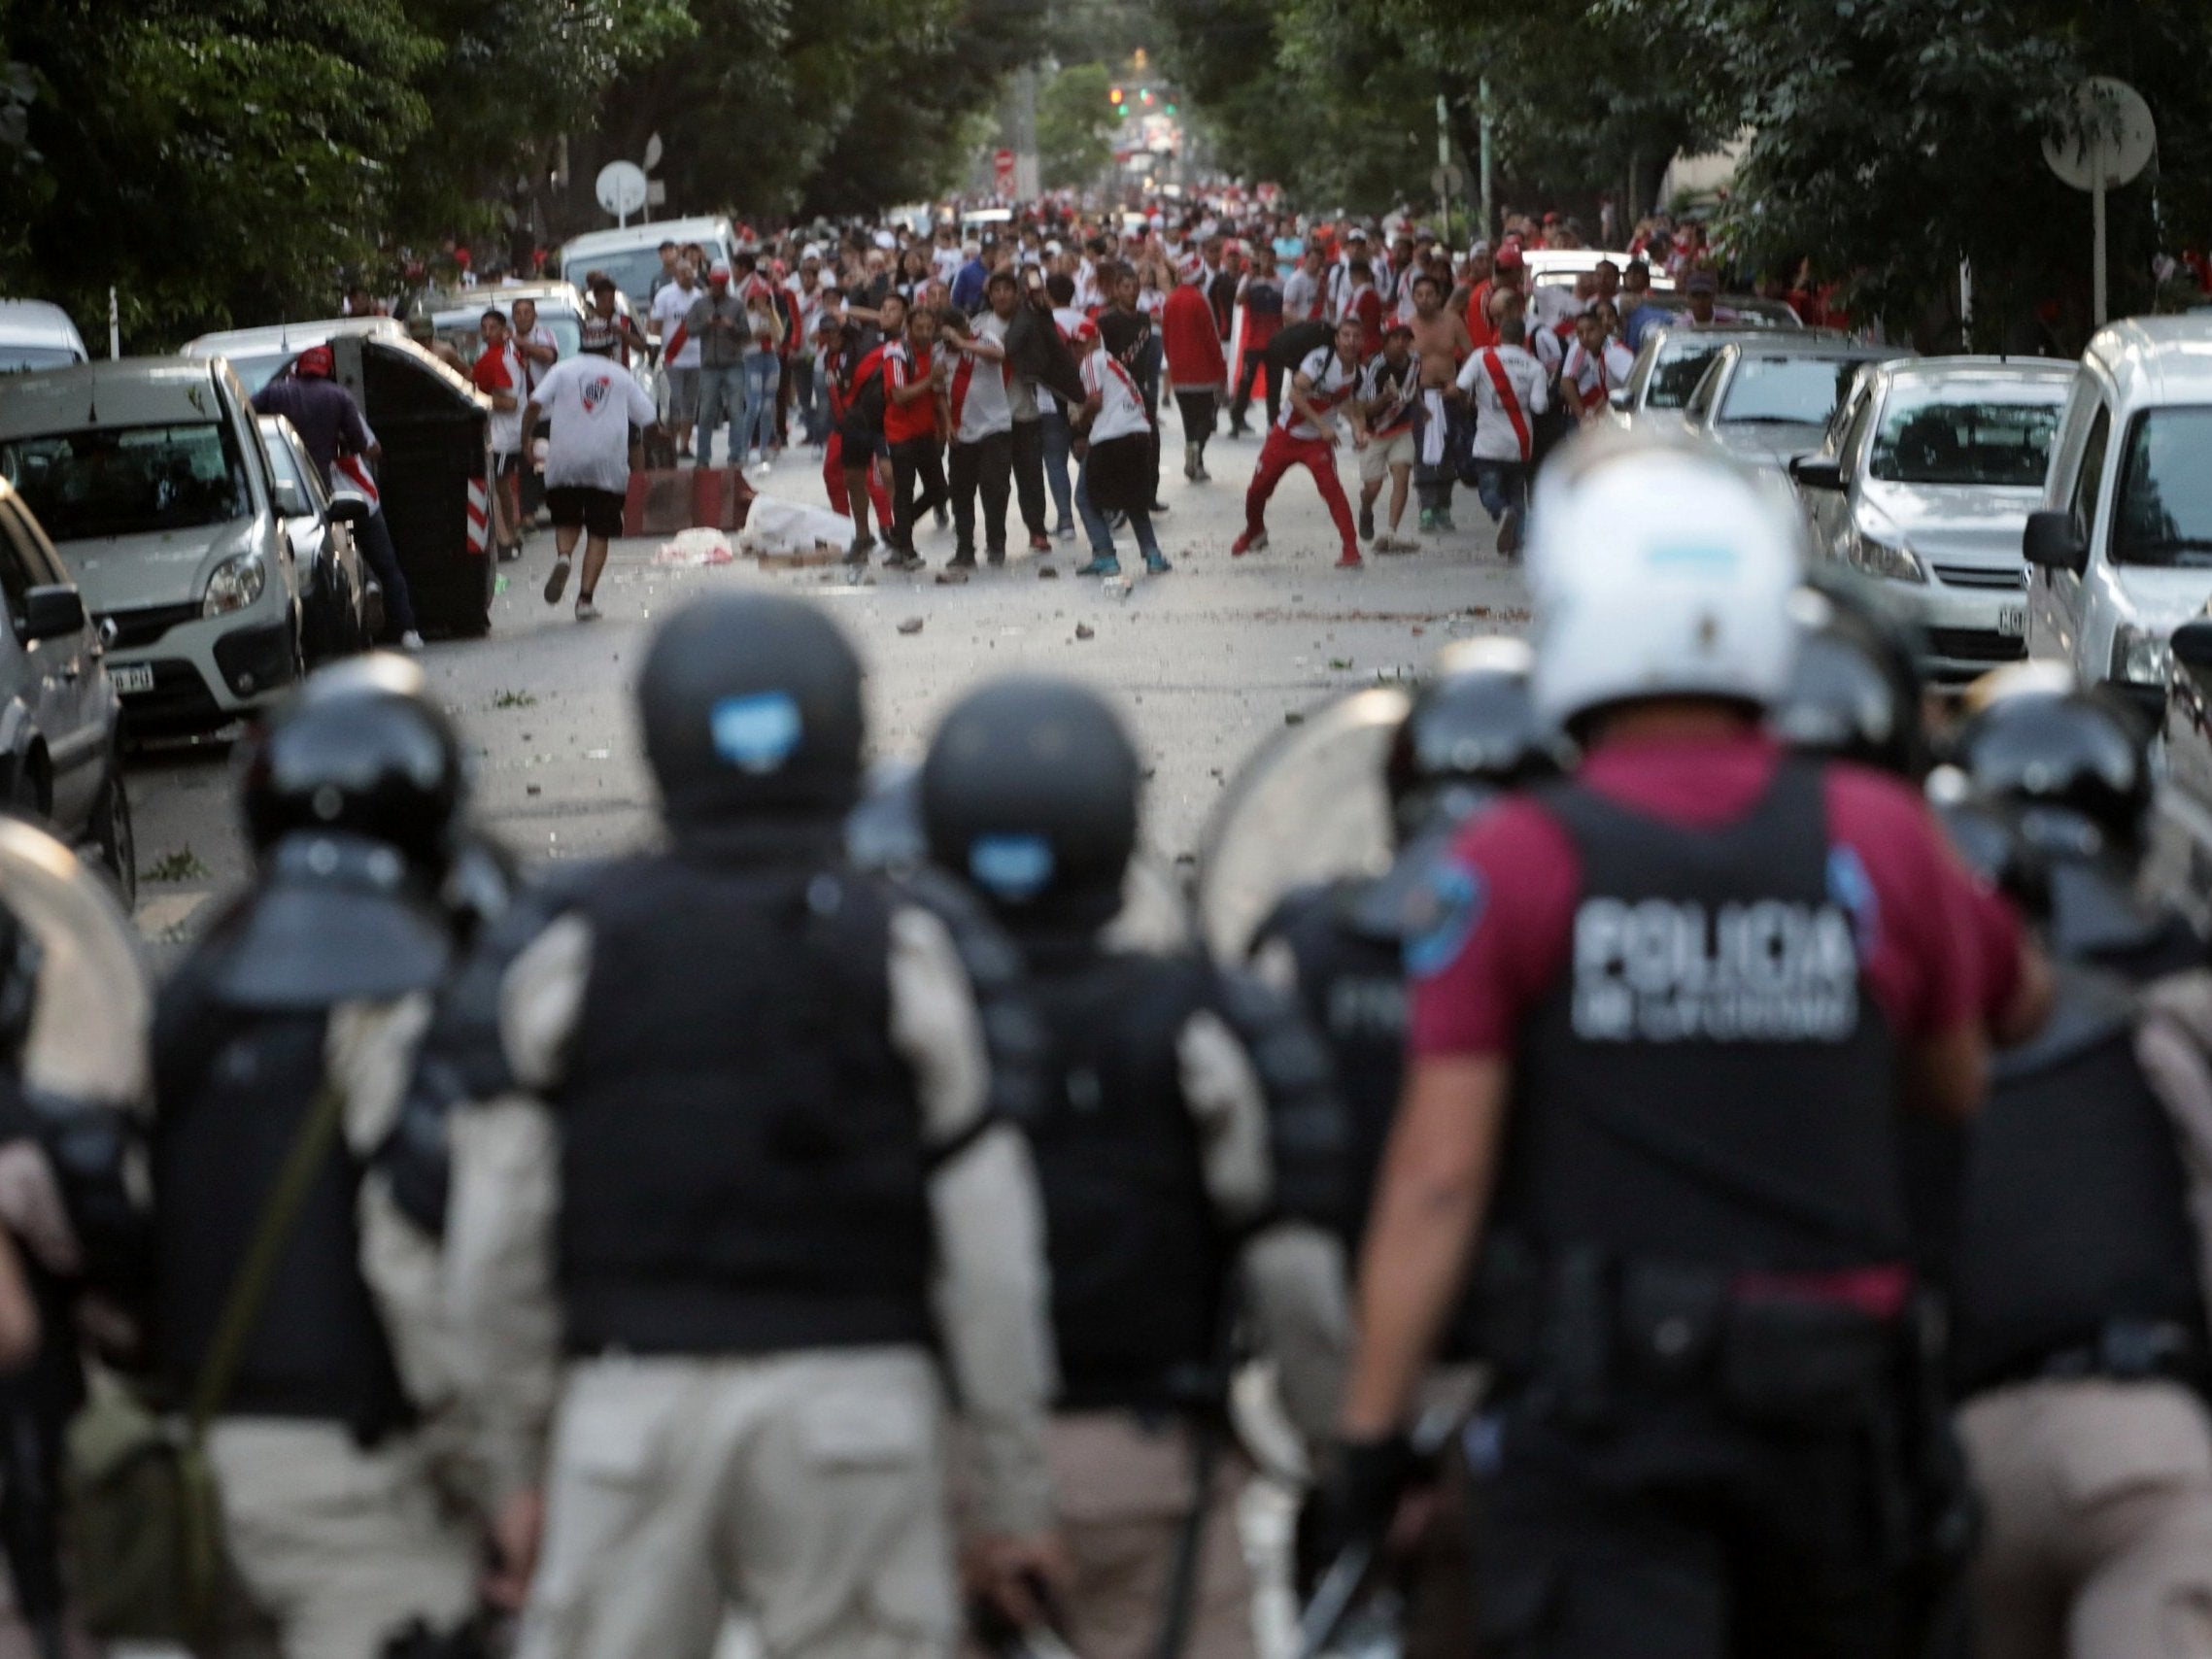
[2111,624,2174,687]
[1847,529,1924,585]
[203,554,267,618]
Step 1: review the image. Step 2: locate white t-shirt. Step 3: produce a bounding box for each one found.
[1281,268,1319,322]
[532,354,658,493]
[1281,347,1360,441]
[519,323,560,392]
[1563,338,1635,401]
[652,284,702,368]
[1080,346,1152,444]
[1457,345,1551,462]
[955,314,1015,444]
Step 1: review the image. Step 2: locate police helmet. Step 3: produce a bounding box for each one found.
[1925,768,2052,925]
[1949,663,2152,861]
[638,592,867,827]
[920,675,1140,930]
[1771,575,1931,779]
[1383,637,1558,840]
[237,654,464,878]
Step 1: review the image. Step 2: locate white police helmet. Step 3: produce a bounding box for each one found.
[1526,431,1807,732]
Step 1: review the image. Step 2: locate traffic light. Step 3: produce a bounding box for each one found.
[1140,87,1153,106]
[1109,85,1123,104]
[1166,100,1177,116]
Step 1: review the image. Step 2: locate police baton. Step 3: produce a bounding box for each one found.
[1293,1536,1378,1659]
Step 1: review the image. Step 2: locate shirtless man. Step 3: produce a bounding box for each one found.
[1407,272,1474,534]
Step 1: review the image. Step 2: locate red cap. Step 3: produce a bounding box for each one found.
[1493,244,1525,272]
[295,345,334,378]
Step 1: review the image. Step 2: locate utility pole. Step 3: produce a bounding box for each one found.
[1435,92,1451,231]
[1479,78,1495,245]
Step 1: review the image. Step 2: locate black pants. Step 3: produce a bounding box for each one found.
[889,436,948,555]
[1010,419,1047,538]
[355,508,418,638]
[1229,348,1278,430]
[1472,1391,1914,1659]
[1175,389,1216,458]
[949,429,1012,558]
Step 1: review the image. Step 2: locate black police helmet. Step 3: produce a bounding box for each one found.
[237,654,464,877]
[1950,664,2152,861]
[638,592,867,826]
[920,675,1140,929]
[1925,774,2053,926]
[1383,637,1557,840]
[1772,577,1931,779]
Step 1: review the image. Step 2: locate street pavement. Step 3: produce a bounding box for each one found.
[125,427,1533,945]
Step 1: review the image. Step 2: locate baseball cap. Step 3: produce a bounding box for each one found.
[708,262,732,285]
[1383,321,1414,340]
[295,345,334,378]
[1494,244,1525,272]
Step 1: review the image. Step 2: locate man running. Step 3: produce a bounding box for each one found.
[1409,272,1473,534]
[1356,321,1420,553]
[1562,305,1635,423]
[1455,312,1548,556]
[522,329,660,622]
[1234,314,1365,569]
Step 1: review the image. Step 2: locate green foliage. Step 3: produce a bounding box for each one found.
[1038,62,1115,190]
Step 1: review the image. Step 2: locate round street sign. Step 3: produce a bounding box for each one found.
[1431,163,1466,197]
[2042,78,2157,191]
[596,160,649,219]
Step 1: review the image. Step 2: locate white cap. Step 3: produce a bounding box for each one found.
[1526,434,1806,729]
[873,230,897,250]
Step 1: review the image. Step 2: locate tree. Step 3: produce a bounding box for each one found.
[1038,63,1115,190]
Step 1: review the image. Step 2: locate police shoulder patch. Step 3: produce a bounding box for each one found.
[1403,860,1485,980]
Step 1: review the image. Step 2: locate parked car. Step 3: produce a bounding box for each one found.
[0,301,89,375]
[1677,337,1903,472]
[1628,291,1805,331]
[416,282,587,370]
[2025,316,2212,719]
[1523,249,1677,293]
[559,215,740,310]
[181,316,410,394]
[1605,326,1839,436]
[0,356,304,736]
[0,477,132,900]
[1789,357,2071,682]
[258,415,378,661]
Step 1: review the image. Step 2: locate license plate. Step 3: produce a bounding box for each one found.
[109,663,154,694]
[1997,605,2026,638]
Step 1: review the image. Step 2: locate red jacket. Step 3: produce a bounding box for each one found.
[1162,285,1227,389]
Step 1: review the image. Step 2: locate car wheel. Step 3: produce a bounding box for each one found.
[89,763,135,912]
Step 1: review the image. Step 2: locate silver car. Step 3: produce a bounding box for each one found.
[1791,358,2071,683]
[258,415,378,662]
[1606,326,1841,436]
[1679,338,1904,473]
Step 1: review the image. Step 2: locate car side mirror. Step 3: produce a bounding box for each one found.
[20,585,84,643]
[1789,456,1844,491]
[326,496,371,526]
[271,480,310,517]
[2023,509,2089,575]
[2172,618,2212,681]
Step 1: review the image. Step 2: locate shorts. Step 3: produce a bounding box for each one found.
[837,415,883,457]
[1360,427,1418,483]
[545,486,625,539]
[665,365,701,423]
[495,451,523,478]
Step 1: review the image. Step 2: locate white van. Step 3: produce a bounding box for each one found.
[559,216,740,309]
[0,301,89,374]
[2025,317,2212,718]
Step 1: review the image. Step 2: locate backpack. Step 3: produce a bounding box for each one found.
[1265,319,1336,375]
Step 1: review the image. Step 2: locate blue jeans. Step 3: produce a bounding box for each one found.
[1473,459,1528,524]
[1040,408,1074,530]
[696,364,742,466]
[739,350,780,457]
[1076,453,1161,564]
[793,355,824,444]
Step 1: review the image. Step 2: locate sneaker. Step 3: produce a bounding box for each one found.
[1228,423,1252,440]
[1418,509,1437,534]
[987,548,1006,567]
[574,598,600,622]
[398,629,425,652]
[1195,460,1212,482]
[948,548,977,569]
[1358,503,1376,541]
[1499,507,1525,556]
[1435,511,1458,534]
[1028,533,1051,553]
[886,550,926,572]
[1149,500,1171,515]
[1144,552,1173,574]
[543,558,571,604]
[1336,550,1365,570]
[1231,530,1267,558]
[1075,556,1123,577]
[1054,522,1076,541]
[844,532,876,566]
[933,505,950,531]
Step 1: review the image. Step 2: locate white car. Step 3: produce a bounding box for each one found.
[0,301,89,375]
[1790,357,2071,683]
[0,357,304,735]
[258,414,378,661]
[559,216,741,310]
[2025,316,2212,719]
[182,316,410,394]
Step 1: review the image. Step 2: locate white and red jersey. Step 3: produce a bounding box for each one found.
[1358,353,1419,439]
[1562,337,1634,403]
[1080,343,1153,443]
[952,314,1014,444]
[1281,346,1360,441]
[1529,322,1565,380]
[1457,344,1549,463]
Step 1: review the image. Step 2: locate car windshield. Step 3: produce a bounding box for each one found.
[564,248,664,306]
[1719,356,1859,425]
[0,421,252,541]
[2112,407,2212,567]
[440,309,581,366]
[1867,389,2060,487]
[220,351,291,393]
[0,346,80,374]
[1649,344,1724,409]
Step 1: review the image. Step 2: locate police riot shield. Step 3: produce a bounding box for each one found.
[1196,687,1412,964]
[0,816,152,1113]
[848,760,1197,951]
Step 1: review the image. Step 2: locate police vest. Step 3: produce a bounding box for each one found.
[1952,965,2209,1395]
[1505,759,1905,1272]
[556,852,934,1357]
[1024,946,1233,1410]
[1256,882,1405,1253]
[152,1001,409,1439]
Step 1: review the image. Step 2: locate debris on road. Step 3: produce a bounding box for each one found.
[1074,624,1096,641]
[897,617,925,635]
[653,527,736,566]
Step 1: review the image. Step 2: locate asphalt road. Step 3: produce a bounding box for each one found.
[126,426,1534,945]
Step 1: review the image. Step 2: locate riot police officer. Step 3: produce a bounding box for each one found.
[921,675,1347,1659]
[1943,670,2212,1657]
[149,655,487,1655]
[1336,430,2023,1657]
[440,591,1065,1659]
